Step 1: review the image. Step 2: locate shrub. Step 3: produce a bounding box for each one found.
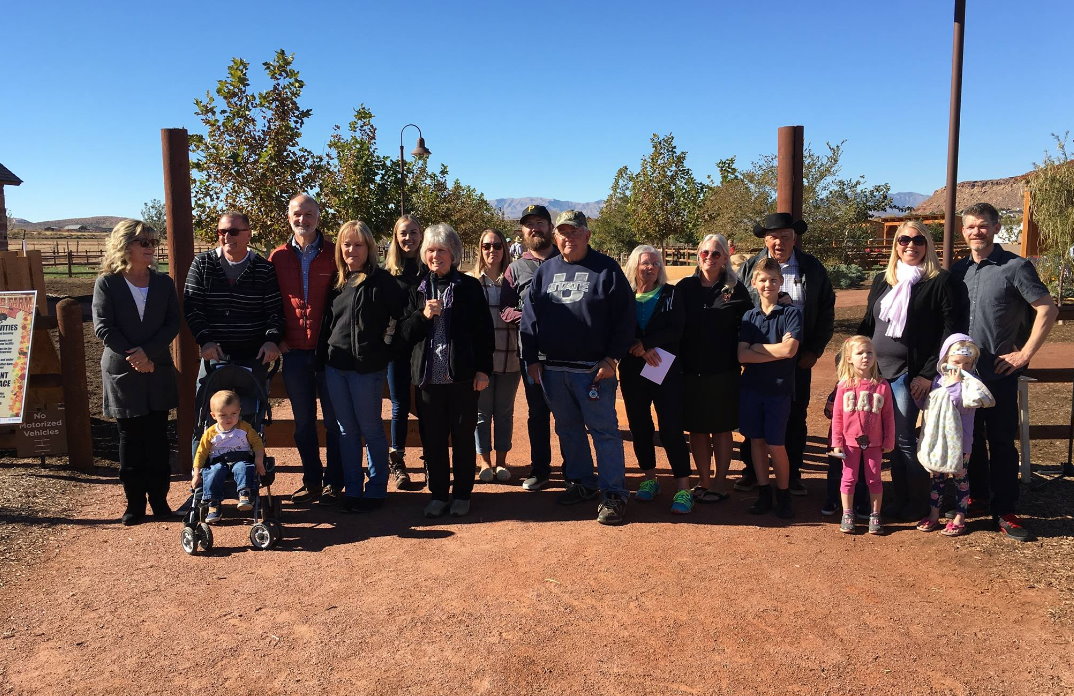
[828,264,867,289]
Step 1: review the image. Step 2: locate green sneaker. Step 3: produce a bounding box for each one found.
[635,478,660,502]
[670,489,694,514]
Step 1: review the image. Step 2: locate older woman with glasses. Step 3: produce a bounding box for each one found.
[92,220,180,525]
[676,234,752,503]
[857,220,960,521]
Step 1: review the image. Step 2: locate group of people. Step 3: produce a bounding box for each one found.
[92,197,1056,535]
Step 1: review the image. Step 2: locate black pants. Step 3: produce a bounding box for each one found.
[520,359,553,478]
[620,367,692,479]
[740,365,812,482]
[968,375,1020,517]
[116,410,171,513]
[417,382,479,502]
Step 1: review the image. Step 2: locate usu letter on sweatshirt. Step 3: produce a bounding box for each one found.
[831,379,895,451]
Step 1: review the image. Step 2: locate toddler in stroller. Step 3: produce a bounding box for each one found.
[193,389,265,522]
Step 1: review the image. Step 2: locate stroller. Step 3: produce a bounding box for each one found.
[181,359,283,555]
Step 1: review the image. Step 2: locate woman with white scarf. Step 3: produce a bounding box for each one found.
[857,220,962,521]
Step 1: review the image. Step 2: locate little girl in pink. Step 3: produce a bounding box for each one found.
[831,335,895,535]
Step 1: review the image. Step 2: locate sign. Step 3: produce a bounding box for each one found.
[14,403,67,456]
[0,291,37,423]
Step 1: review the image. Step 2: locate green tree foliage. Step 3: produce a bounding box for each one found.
[404,159,506,247]
[140,199,167,233]
[590,166,638,253]
[1027,132,1074,300]
[318,106,396,237]
[696,157,771,247]
[190,50,324,249]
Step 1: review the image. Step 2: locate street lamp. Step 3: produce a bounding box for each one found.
[399,124,431,215]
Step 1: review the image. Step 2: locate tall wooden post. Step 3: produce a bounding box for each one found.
[777,126,805,248]
[1020,189,1039,258]
[162,129,198,475]
[57,298,93,472]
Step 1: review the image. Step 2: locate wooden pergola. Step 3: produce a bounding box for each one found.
[0,162,23,253]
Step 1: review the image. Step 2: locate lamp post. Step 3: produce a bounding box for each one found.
[399,124,431,215]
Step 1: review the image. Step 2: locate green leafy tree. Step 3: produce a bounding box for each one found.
[140,199,167,233]
[406,159,504,249]
[590,166,638,253]
[1027,132,1074,301]
[696,157,771,248]
[190,49,323,249]
[318,106,397,237]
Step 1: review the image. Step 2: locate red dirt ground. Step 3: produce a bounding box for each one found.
[2,292,1073,695]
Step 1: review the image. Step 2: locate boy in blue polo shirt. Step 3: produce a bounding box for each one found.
[738,257,802,519]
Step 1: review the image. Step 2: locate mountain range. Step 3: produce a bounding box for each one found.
[491,197,605,221]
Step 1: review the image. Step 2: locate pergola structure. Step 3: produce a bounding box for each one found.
[0,162,23,252]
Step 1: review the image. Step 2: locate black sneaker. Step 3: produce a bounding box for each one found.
[317,485,341,506]
[995,514,1033,542]
[290,485,322,504]
[389,451,413,490]
[558,482,598,505]
[342,497,385,514]
[522,474,551,491]
[788,479,808,497]
[596,494,626,525]
[774,487,794,519]
[733,476,757,492]
[748,485,773,515]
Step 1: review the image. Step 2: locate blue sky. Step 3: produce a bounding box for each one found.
[4,0,1072,222]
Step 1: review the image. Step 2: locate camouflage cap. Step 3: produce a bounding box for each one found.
[554,210,588,229]
[519,204,552,224]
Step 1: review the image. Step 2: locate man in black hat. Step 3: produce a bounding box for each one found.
[736,213,835,496]
[500,204,563,491]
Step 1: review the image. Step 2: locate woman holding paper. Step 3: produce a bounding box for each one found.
[619,245,693,514]
[677,234,752,503]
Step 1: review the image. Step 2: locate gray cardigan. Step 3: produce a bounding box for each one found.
[92,270,180,418]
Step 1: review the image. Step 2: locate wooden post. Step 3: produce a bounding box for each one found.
[162,128,197,474]
[1020,189,1039,258]
[57,298,93,472]
[777,125,805,244]
[67,250,73,278]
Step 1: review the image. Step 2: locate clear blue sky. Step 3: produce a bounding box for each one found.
[4,0,1072,222]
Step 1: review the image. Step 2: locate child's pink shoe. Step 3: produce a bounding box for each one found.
[916,517,940,532]
[941,521,967,537]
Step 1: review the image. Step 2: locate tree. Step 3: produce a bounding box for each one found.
[405,159,505,248]
[318,106,397,237]
[1027,132,1074,302]
[190,49,323,249]
[696,157,771,248]
[140,199,167,233]
[590,166,637,253]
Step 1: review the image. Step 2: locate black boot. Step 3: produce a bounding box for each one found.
[748,485,773,515]
[775,487,794,519]
[147,465,174,518]
[120,481,146,526]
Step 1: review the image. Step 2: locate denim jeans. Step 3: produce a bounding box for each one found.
[886,373,929,516]
[475,371,521,454]
[201,460,254,503]
[521,359,554,477]
[283,349,342,490]
[387,355,412,452]
[325,366,390,500]
[541,368,626,495]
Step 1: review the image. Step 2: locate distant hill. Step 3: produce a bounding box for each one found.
[872,191,928,216]
[9,216,125,231]
[492,197,604,222]
[914,174,1028,214]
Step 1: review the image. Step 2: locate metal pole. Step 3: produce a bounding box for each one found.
[943,0,966,269]
[161,128,198,475]
[399,142,406,215]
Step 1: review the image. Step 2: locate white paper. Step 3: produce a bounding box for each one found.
[639,348,676,386]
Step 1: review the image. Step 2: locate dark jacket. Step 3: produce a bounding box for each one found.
[269,234,337,351]
[739,247,835,357]
[318,267,407,374]
[92,270,180,418]
[183,248,283,360]
[620,283,684,378]
[397,269,494,385]
[677,271,753,375]
[856,269,960,382]
[499,247,560,326]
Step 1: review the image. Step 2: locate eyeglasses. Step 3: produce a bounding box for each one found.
[218,228,250,236]
[481,242,504,251]
[896,235,927,247]
[131,237,160,248]
[698,249,722,259]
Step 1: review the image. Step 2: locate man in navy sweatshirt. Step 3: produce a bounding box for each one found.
[520,210,635,525]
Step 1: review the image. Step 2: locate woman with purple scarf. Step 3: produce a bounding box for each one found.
[857,221,962,521]
[397,224,494,519]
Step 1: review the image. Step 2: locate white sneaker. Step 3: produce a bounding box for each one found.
[522,475,550,491]
[478,467,495,483]
[494,466,511,482]
[423,500,449,518]
[449,499,470,517]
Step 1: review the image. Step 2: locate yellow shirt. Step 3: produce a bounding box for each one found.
[192,420,265,471]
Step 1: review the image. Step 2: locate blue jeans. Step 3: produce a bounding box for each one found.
[282,349,342,490]
[475,371,521,454]
[387,355,412,452]
[201,460,254,504]
[541,368,626,495]
[886,373,929,516]
[521,359,553,477]
[325,366,390,499]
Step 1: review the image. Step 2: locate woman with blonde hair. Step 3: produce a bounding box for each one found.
[92,220,180,524]
[318,220,407,512]
[383,214,425,489]
[856,219,959,521]
[469,228,521,482]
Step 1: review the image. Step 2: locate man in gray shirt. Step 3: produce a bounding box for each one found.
[951,202,1057,541]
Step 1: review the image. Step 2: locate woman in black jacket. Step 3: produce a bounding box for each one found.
[397,224,494,518]
[320,221,406,513]
[619,245,693,514]
[676,234,752,503]
[856,220,960,521]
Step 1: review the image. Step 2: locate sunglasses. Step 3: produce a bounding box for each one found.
[897,235,927,247]
[132,237,160,248]
[481,242,504,251]
[218,228,249,236]
[698,249,722,259]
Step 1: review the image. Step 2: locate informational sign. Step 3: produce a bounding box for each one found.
[14,403,67,456]
[0,291,37,424]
